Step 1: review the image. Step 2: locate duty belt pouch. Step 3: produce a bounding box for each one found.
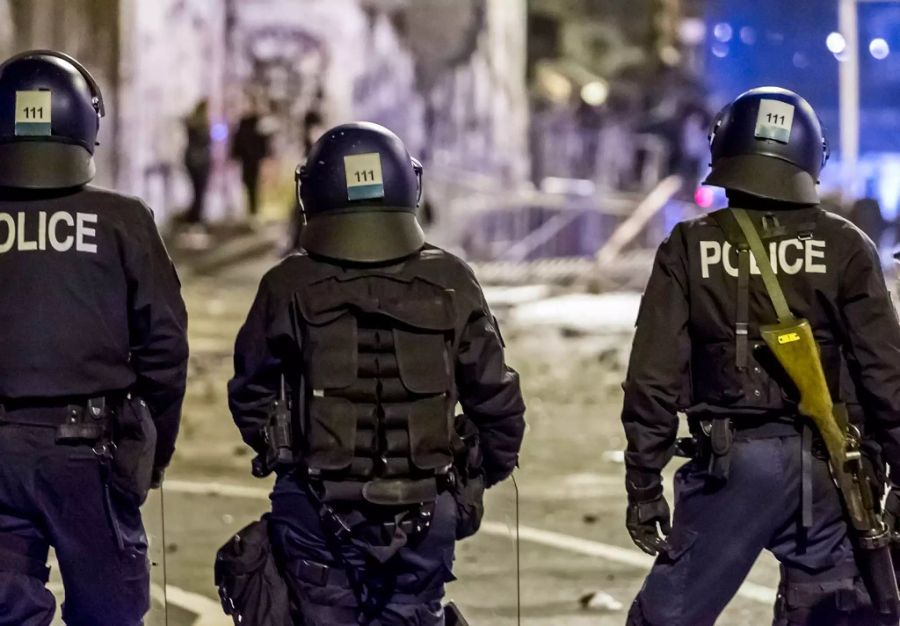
[704,419,734,483]
[110,397,157,507]
[214,515,292,626]
[454,472,485,541]
[56,397,108,443]
[452,414,485,540]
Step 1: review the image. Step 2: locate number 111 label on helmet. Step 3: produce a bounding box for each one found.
[15,90,52,136]
[344,152,386,201]
[755,99,795,144]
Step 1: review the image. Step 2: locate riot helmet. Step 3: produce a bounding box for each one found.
[704,87,828,204]
[297,122,425,263]
[0,50,105,189]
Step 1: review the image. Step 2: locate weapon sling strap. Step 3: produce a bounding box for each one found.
[729,209,794,323]
[710,210,753,370]
[712,208,814,528]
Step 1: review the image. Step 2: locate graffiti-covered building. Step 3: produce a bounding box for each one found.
[0,0,529,222]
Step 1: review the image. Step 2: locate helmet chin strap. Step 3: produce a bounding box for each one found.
[295,164,308,225]
[411,157,424,207]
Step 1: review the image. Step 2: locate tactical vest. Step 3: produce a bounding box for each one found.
[691,210,842,412]
[293,271,457,502]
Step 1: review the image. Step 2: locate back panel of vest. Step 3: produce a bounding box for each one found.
[294,273,458,482]
[694,209,842,411]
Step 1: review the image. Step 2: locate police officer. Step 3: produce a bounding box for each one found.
[0,51,188,625]
[621,86,900,625]
[229,122,525,625]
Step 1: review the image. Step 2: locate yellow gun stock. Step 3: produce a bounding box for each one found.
[760,319,843,464]
[761,317,871,530]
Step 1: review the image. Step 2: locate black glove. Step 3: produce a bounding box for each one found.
[626,468,671,555]
[627,495,671,555]
[151,467,165,489]
[885,487,900,541]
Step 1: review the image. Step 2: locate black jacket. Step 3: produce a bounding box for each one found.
[0,185,189,470]
[228,245,526,486]
[622,203,900,477]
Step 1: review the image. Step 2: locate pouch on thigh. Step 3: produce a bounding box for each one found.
[377,599,444,626]
[773,576,864,626]
[284,558,359,626]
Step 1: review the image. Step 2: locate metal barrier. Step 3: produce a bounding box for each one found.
[429,169,695,287]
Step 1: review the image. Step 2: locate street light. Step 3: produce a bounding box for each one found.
[827,31,847,53]
[870,37,890,59]
[838,0,860,199]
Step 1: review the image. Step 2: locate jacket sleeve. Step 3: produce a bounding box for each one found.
[125,205,189,472]
[621,224,691,487]
[228,272,296,454]
[456,285,526,487]
[838,233,900,473]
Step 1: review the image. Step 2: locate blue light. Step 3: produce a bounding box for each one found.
[713,22,733,42]
[870,38,890,60]
[739,27,756,45]
[826,32,846,54]
[211,122,230,143]
[712,43,730,58]
[793,52,809,69]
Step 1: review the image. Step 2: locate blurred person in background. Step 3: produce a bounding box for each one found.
[0,50,188,626]
[847,197,887,250]
[182,99,212,226]
[227,122,525,625]
[302,89,325,156]
[231,94,273,223]
[819,191,845,216]
[622,87,900,625]
[574,98,606,179]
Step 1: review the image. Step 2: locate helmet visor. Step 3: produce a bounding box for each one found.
[704,153,819,205]
[300,209,426,263]
[0,142,95,189]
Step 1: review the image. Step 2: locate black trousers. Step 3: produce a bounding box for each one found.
[185,165,210,223]
[269,472,456,625]
[628,435,887,626]
[242,161,261,216]
[0,423,149,626]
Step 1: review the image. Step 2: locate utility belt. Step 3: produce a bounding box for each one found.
[0,394,122,444]
[253,396,484,547]
[308,471,449,530]
[308,473,447,507]
[676,408,799,455]
[678,412,808,448]
[305,473,445,564]
[677,411,828,528]
[0,392,157,507]
[315,496,437,546]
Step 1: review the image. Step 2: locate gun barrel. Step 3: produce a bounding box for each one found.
[857,538,900,617]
